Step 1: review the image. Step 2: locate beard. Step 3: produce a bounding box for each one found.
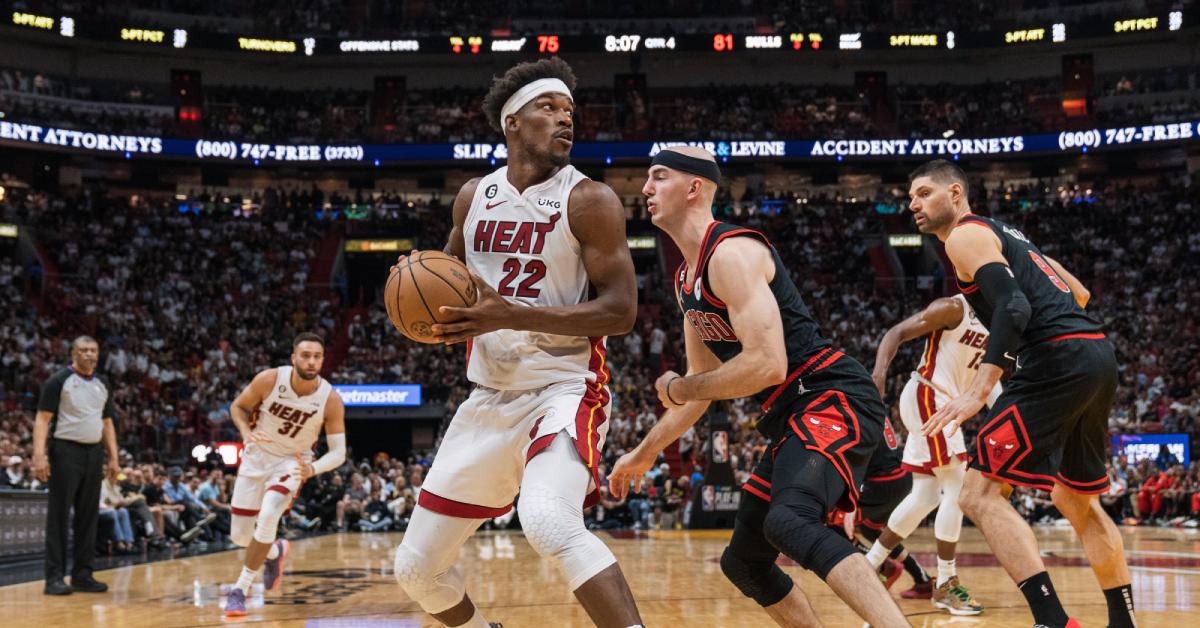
[295,368,318,380]
[532,141,569,168]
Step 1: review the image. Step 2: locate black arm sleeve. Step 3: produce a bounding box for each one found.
[974,262,1031,367]
[37,369,69,414]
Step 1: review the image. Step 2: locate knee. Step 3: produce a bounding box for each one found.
[720,542,793,607]
[230,516,254,547]
[393,543,463,613]
[764,503,853,580]
[957,480,990,518]
[1051,488,1093,521]
[516,485,580,558]
[393,543,432,593]
[761,500,820,553]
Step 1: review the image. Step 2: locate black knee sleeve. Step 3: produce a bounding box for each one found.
[762,445,859,580]
[763,500,856,579]
[720,522,794,607]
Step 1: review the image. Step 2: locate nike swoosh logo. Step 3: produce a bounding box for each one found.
[485,200,507,210]
[1003,352,1015,361]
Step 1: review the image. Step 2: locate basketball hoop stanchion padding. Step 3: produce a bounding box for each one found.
[688,412,740,529]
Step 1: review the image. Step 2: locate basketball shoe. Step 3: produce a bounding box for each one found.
[932,575,983,615]
[224,588,247,617]
[263,539,291,591]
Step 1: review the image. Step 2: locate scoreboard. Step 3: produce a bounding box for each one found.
[7,9,1193,57]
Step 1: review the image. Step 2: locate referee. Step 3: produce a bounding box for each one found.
[32,336,121,595]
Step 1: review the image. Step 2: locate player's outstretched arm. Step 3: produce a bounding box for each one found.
[923,225,1015,437]
[669,237,787,403]
[231,369,277,446]
[871,297,964,397]
[433,179,637,342]
[295,392,346,480]
[609,317,719,499]
[1044,255,1090,308]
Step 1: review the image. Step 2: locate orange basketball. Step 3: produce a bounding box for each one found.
[384,250,477,343]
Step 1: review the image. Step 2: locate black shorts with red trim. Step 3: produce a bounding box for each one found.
[970,334,1117,495]
[750,353,886,512]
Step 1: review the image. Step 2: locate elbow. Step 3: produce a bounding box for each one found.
[1076,288,1091,309]
[610,307,637,336]
[759,355,788,388]
[1006,291,1032,334]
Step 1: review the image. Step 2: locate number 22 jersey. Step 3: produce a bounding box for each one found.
[462,165,609,392]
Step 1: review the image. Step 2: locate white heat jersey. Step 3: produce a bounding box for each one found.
[463,165,604,390]
[911,294,1001,403]
[252,366,332,456]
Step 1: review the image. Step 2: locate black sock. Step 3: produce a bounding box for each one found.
[902,554,930,584]
[1018,571,1069,627]
[1103,584,1136,628]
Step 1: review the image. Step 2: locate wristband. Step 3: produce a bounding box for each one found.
[665,376,684,405]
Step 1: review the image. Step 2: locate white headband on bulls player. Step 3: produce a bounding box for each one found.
[500,78,573,134]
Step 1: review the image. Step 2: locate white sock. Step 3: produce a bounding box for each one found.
[461,608,489,628]
[235,566,261,594]
[865,542,890,569]
[936,557,956,587]
[266,542,280,560]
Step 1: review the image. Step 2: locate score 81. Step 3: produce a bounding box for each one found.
[713,33,734,51]
[537,35,560,53]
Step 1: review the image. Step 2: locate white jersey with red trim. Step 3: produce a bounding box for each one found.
[463,165,605,391]
[252,366,331,457]
[911,294,999,400]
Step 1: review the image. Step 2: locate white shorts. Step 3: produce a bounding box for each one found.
[230,444,312,518]
[420,378,611,518]
[898,378,968,475]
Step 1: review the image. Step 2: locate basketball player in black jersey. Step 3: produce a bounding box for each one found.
[911,160,1134,628]
[610,147,908,627]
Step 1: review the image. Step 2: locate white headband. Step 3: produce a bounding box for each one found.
[500,78,572,133]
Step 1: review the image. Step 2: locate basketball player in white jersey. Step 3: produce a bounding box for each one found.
[390,58,643,628]
[865,295,999,614]
[222,333,346,618]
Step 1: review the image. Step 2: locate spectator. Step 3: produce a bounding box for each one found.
[98,477,136,554]
[337,473,368,529]
[357,486,393,531]
[162,466,217,538]
[1,455,26,488]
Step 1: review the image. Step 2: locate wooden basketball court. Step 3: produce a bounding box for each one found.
[3,526,1195,626]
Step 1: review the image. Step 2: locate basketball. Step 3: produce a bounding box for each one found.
[384,250,477,343]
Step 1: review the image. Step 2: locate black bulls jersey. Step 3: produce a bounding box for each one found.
[675,221,832,407]
[955,214,1102,352]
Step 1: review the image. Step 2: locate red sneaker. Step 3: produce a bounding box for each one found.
[901,580,933,599]
[878,558,903,590]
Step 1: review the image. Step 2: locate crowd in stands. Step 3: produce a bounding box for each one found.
[2,164,1200,558]
[4,64,1197,144]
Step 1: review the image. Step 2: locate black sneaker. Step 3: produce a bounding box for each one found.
[44,580,72,596]
[71,577,108,593]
